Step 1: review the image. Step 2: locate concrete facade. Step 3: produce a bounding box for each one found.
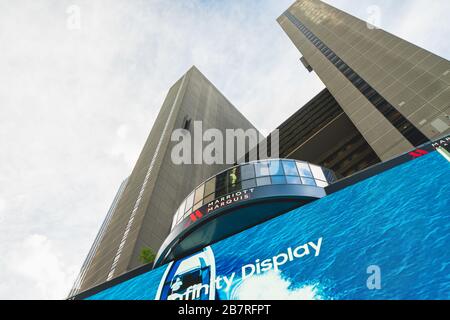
[278,0,450,160]
[71,66,258,295]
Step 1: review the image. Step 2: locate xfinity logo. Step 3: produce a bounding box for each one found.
[168,237,323,301]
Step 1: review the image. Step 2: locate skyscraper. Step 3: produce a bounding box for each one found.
[70,66,259,296]
[278,0,450,160]
[71,0,450,299]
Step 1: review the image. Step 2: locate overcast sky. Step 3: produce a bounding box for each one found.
[0,0,449,300]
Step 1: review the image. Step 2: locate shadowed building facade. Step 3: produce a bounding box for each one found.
[69,66,258,296]
[252,88,381,178]
[278,0,450,160]
[275,88,381,177]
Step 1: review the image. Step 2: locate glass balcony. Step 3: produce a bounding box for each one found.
[171,159,336,230]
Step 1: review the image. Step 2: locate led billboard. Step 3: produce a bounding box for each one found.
[85,150,450,300]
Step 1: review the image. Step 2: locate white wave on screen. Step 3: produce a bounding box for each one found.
[232,271,326,300]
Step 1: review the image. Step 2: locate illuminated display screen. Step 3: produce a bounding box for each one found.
[85,150,450,300]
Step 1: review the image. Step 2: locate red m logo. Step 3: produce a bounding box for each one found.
[409,149,428,158]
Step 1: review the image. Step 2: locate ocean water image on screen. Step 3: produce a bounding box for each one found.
[88,150,450,300]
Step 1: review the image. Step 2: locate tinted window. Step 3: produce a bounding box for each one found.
[255,162,270,177]
[194,184,204,204]
[215,172,228,195]
[256,177,271,186]
[286,176,301,184]
[301,177,316,186]
[242,179,256,189]
[204,178,215,197]
[271,176,286,185]
[269,161,284,176]
[310,165,326,181]
[282,161,299,176]
[297,162,313,178]
[241,164,255,180]
[184,192,194,213]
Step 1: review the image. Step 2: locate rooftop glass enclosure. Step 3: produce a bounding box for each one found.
[171,159,336,230]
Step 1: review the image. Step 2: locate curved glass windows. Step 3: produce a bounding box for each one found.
[296,162,313,178]
[215,171,228,198]
[203,193,215,205]
[315,180,329,188]
[310,165,327,181]
[184,192,194,214]
[282,161,298,176]
[204,178,215,198]
[241,164,255,180]
[179,200,186,216]
[192,201,202,212]
[256,177,271,186]
[194,185,204,206]
[242,179,256,189]
[255,162,270,177]
[271,176,287,185]
[171,207,182,230]
[301,177,316,186]
[170,159,336,229]
[286,176,301,185]
[269,160,284,176]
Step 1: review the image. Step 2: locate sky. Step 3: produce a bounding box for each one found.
[0,0,449,300]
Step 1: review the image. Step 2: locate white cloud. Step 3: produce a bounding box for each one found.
[108,124,138,167]
[0,198,5,222]
[236,271,324,300]
[0,0,448,299]
[2,234,78,300]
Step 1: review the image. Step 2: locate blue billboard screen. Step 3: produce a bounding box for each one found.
[87,150,450,300]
